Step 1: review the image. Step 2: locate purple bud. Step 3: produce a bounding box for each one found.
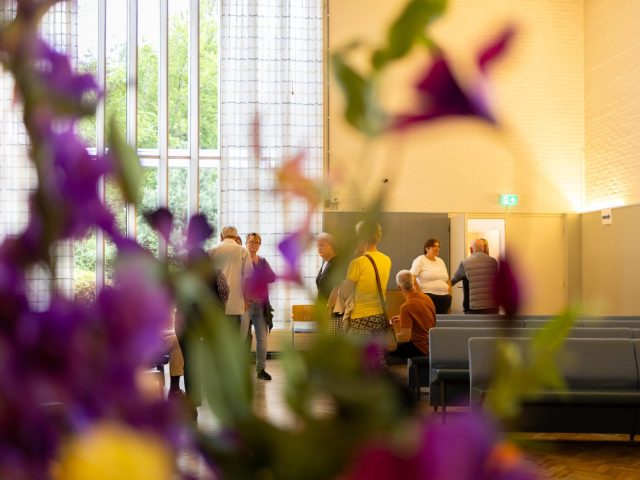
[185,214,214,250]
[145,208,174,244]
[493,255,521,319]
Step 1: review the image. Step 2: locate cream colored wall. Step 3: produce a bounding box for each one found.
[328,0,584,214]
[584,0,640,210]
[582,205,640,315]
[469,214,567,315]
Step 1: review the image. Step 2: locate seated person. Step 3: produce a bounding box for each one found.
[388,270,436,358]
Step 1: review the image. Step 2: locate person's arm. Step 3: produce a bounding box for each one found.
[409,256,421,276]
[391,312,412,343]
[450,261,465,286]
[341,258,359,299]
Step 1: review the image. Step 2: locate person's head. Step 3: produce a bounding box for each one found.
[221,225,239,241]
[316,232,336,261]
[423,238,441,257]
[396,270,415,293]
[480,237,489,255]
[246,232,262,255]
[471,238,486,253]
[355,220,382,247]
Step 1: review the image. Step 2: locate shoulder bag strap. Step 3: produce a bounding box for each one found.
[364,254,388,321]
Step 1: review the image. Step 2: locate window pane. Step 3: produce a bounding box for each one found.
[73,230,96,302]
[200,0,219,150]
[137,166,159,256]
[168,164,188,256]
[199,164,218,249]
[105,180,127,284]
[106,0,127,141]
[76,0,98,146]
[168,2,189,150]
[137,0,159,149]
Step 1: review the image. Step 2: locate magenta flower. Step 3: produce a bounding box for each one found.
[362,342,387,373]
[391,27,515,131]
[347,414,538,480]
[493,254,522,319]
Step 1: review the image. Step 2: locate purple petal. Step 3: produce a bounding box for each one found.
[97,260,172,367]
[477,27,516,73]
[277,229,310,281]
[391,56,494,131]
[34,39,102,106]
[185,214,214,250]
[145,208,174,244]
[421,414,497,479]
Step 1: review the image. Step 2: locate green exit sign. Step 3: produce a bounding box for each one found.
[500,194,518,206]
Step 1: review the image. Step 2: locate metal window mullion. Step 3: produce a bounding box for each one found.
[96,0,106,290]
[158,0,169,259]
[188,0,200,218]
[126,0,138,239]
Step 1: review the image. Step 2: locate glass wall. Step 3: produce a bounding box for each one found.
[73,0,220,297]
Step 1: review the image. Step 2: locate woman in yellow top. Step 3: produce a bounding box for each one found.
[343,220,392,370]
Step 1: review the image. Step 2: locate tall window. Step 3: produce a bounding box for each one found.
[73,0,322,326]
[74,0,221,296]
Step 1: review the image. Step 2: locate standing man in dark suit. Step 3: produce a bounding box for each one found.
[315,232,347,334]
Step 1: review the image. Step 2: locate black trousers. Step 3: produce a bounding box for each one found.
[426,293,452,315]
[387,341,427,359]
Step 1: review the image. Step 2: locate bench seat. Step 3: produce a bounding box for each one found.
[469,337,640,438]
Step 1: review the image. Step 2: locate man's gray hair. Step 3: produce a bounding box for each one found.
[221,225,239,239]
[396,270,414,292]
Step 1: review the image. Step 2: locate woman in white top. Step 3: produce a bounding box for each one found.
[409,238,452,314]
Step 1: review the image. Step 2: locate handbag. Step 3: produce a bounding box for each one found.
[364,254,398,351]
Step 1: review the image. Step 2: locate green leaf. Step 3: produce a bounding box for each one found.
[331,53,372,134]
[531,308,578,353]
[175,272,253,425]
[106,117,142,204]
[372,0,447,70]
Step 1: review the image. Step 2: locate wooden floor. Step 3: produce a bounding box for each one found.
[182,359,640,479]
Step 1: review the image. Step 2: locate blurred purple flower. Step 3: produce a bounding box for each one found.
[348,413,538,480]
[362,342,386,374]
[145,208,174,244]
[185,213,214,251]
[97,261,172,368]
[277,228,311,282]
[391,27,515,131]
[33,38,101,109]
[493,254,521,319]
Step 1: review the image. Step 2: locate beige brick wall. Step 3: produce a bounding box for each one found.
[584,0,640,209]
[328,0,584,214]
